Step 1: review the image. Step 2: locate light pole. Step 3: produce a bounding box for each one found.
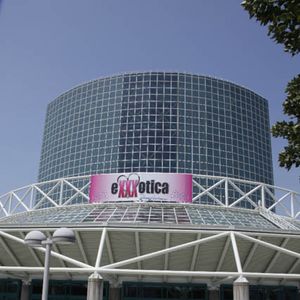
[24,228,75,300]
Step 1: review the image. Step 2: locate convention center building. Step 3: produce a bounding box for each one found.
[0,72,299,300]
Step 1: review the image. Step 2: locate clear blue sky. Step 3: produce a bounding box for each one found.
[0,0,299,195]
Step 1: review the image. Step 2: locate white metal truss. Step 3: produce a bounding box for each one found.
[0,230,91,269]
[75,231,90,265]
[0,227,299,284]
[257,238,289,284]
[0,175,299,221]
[135,231,142,280]
[214,236,230,274]
[188,232,201,282]
[242,236,261,271]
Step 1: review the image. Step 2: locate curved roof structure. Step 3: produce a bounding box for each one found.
[0,210,300,286]
[0,202,296,232]
[0,175,299,288]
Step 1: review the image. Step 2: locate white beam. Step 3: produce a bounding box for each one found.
[0,199,8,216]
[263,238,289,273]
[267,192,291,212]
[0,236,29,277]
[0,236,22,266]
[62,180,89,205]
[0,266,238,277]
[214,236,231,280]
[95,228,107,268]
[19,232,43,267]
[164,232,170,270]
[280,235,300,285]
[0,265,297,281]
[228,180,259,208]
[75,231,89,265]
[5,227,300,240]
[189,233,201,272]
[287,258,299,275]
[87,228,300,240]
[49,245,91,268]
[230,232,242,274]
[31,181,60,210]
[235,232,300,261]
[0,229,92,268]
[100,268,240,277]
[0,267,91,273]
[33,186,58,208]
[10,191,30,213]
[229,184,260,208]
[188,233,201,282]
[135,231,142,280]
[105,231,118,282]
[258,238,290,285]
[46,231,71,279]
[242,237,261,271]
[280,258,300,285]
[0,261,27,280]
[101,231,229,270]
[164,232,170,281]
[105,231,114,264]
[98,269,300,280]
[192,179,226,205]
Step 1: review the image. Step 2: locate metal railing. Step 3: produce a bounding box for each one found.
[0,174,299,220]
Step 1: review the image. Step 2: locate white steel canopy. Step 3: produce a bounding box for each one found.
[0,222,300,287]
[0,175,299,289]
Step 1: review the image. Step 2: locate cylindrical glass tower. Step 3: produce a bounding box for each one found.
[38,72,273,205]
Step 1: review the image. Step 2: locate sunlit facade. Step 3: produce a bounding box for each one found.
[39,72,273,185]
[1,73,298,300]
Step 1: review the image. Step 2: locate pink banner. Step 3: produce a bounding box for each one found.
[89,173,192,203]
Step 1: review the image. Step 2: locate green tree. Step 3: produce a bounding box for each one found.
[242,0,300,170]
[271,75,300,169]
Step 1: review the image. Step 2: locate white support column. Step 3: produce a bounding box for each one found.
[233,276,249,300]
[87,273,103,300]
[20,280,31,300]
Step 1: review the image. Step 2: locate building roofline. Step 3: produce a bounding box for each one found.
[48,71,268,106]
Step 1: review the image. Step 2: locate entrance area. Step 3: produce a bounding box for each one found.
[0,279,299,300]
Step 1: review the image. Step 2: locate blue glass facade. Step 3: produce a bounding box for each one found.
[38,72,273,186]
